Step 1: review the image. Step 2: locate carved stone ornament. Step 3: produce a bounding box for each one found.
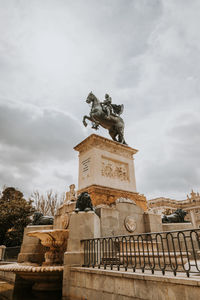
[61,214,70,229]
[115,197,136,205]
[124,216,137,232]
[101,157,129,181]
[74,134,138,159]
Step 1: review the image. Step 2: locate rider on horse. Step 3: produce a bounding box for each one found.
[84,92,127,144]
[91,93,123,129]
[101,94,113,118]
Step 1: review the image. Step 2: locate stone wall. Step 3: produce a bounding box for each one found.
[0,246,6,261]
[18,225,53,264]
[0,267,15,283]
[0,280,14,299]
[63,267,200,300]
[97,201,146,236]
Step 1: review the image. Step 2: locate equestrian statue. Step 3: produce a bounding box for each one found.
[83,92,127,145]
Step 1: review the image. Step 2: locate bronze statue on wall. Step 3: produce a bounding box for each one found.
[75,192,94,212]
[31,212,54,225]
[162,209,188,223]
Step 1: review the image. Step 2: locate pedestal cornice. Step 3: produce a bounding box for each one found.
[74,134,138,159]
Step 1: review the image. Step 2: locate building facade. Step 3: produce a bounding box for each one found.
[148,190,200,228]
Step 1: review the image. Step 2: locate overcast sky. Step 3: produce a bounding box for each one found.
[0,0,200,201]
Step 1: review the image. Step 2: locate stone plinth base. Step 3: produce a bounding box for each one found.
[143,212,162,233]
[67,211,100,254]
[18,225,53,264]
[0,245,6,261]
[97,201,145,236]
[78,184,147,211]
[0,280,14,300]
[74,134,138,193]
[63,267,200,300]
[54,202,76,229]
[63,212,100,297]
[162,222,193,232]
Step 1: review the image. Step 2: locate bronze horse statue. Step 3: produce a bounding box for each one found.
[83,92,127,145]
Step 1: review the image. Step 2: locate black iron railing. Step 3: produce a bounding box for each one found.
[82,229,200,277]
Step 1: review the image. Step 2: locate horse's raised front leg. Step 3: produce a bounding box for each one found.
[83,115,92,127]
[90,115,100,130]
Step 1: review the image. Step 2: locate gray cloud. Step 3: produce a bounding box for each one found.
[0,103,83,160]
[0,102,83,195]
[135,112,200,199]
[0,0,199,200]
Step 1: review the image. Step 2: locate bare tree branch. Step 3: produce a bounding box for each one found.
[30,190,63,216]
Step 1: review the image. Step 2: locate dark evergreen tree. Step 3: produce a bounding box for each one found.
[0,187,35,246]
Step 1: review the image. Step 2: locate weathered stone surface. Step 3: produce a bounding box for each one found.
[74,134,147,210]
[18,225,53,264]
[0,263,63,291]
[162,222,193,232]
[0,267,16,283]
[0,280,14,299]
[0,246,6,261]
[67,212,100,252]
[74,134,137,192]
[62,267,200,300]
[54,202,76,229]
[27,229,69,266]
[63,211,100,298]
[79,185,148,211]
[143,212,162,233]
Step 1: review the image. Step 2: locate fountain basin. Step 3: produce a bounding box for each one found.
[27,229,69,265]
[0,263,63,291]
[0,229,69,291]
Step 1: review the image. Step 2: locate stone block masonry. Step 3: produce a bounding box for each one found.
[74,134,147,210]
[63,267,200,300]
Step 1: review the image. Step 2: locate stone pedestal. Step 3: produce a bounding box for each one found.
[74,134,147,210]
[63,211,100,298]
[65,211,100,266]
[162,222,193,232]
[0,245,6,261]
[143,212,163,233]
[54,202,76,229]
[18,225,53,264]
[96,200,145,236]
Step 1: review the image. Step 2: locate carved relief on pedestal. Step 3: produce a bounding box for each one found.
[61,214,70,229]
[124,216,137,233]
[101,156,129,181]
[78,185,147,210]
